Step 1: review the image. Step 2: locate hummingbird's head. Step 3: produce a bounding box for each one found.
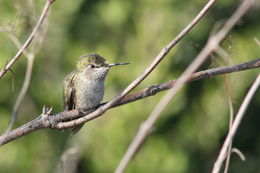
[76,53,129,81]
[77,53,107,69]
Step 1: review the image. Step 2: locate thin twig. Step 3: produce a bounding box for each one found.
[115,0,255,172]
[223,75,234,173]
[0,0,54,79]
[231,148,246,162]
[0,58,258,146]
[215,47,234,173]
[6,54,35,133]
[212,73,260,173]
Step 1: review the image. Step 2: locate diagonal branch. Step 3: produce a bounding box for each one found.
[115,0,255,172]
[0,0,55,79]
[0,58,259,146]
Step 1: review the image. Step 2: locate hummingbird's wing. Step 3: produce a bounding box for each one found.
[63,72,76,111]
[63,72,83,134]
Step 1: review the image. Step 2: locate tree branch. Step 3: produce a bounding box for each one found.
[0,0,55,79]
[0,58,259,146]
[115,0,255,172]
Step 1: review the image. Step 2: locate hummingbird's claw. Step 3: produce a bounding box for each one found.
[41,105,53,116]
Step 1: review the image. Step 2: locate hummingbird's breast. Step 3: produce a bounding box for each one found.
[75,74,105,110]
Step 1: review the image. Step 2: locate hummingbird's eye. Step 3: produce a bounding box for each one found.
[89,64,95,68]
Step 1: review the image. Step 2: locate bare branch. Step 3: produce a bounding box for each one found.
[223,74,234,173]
[115,0,255,172]
[212,73,260,173]
[215,47,234,173]
[0,107,52,146]
[0,0,55,79]
[0,58,259,146]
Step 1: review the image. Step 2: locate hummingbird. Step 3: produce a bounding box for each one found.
[63,53,129,134]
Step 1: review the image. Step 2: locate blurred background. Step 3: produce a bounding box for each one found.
[0,0,259,172]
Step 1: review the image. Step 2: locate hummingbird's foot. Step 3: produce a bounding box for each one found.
[43,107,65,132]
[40,105,54,128]
[77,108,85,115]
[41,105,53,116]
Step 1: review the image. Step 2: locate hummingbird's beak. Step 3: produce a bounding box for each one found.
[108,62,130,67]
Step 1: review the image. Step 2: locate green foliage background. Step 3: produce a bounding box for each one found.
[0,0,259,172]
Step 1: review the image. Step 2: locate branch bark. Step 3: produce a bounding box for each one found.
[0,58,259,146]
